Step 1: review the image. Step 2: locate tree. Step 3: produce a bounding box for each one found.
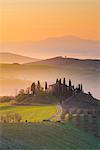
[57,78,62,98]
[15,113,22,123]
[37,80,41,92]
[78,84,81,91]
[31,82,35,95]
[80,83,83,91]
[26,87,30,95]
[72,85,75,90]
[59,78,62,85]
[62,78,67,99]
[19,89,25,95]
[56,78,59,84]
[88,92,92,97]
[69,79,72,87]
[63,77,66,85]
[45,82,48,91]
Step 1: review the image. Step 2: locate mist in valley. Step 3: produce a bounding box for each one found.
[0,62,100,99]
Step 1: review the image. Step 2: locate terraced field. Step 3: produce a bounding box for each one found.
[0,122,100,150]
[0,103,100,150]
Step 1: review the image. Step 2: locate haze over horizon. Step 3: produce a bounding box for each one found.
[0,0,100,99]
[0,0,100,42]
[0,0,100,59]
[0,35,100,59]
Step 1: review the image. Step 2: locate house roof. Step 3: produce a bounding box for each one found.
[49,83,68,87]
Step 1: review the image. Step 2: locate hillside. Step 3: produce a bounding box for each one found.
[28,56,100,69]
[0,57,100,98]
[62,92,100,109]
[0,123,99,150]
[1,36,100,59]
[0,103,99,150]
[0,52,40,64]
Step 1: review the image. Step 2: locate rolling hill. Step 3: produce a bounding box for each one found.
[1,36,100,59]
[0,122,99,150]
[0,52,40,64]
[0,56,100,98]
[28,56,100,69]
[0,103,99,150]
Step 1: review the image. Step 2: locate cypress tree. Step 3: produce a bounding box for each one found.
[62,78,66,99]
[45,82,48,91]
[59,78,62,85]
[80,83,83,91]
[37,80,41,91]
[78,84,81,91]
[88,92,92,96]
[56,78,59,84]
[69,79,72,87]
[31,82,35,95]
[72,85,75,90]
[63,77,66,85]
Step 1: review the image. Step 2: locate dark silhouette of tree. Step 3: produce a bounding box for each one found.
[69,79,72,87]
[56,78,59,84]
[80,83,83,91]
[72,85,75,90]
[63,77,66,85]
[58,78,62,99]
[78,84,81,91]
[55,78,61,98]
[75,84,82,93]
[45,82,48,91]
[88,92,92,97]
[67,79,73,97]
[59,78,62,85]
[37,80,41,91]
[31,82,35,95]
[62,77,67,99]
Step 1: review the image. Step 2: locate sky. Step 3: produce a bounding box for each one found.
[0,0,100,58]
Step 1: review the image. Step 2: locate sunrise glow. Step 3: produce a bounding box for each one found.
[0,0,100,43]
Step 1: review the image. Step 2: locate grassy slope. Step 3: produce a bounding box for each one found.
[0,123,100,150]
[0,104,100,150]
[0,103,57,122]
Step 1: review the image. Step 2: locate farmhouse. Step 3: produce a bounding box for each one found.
[48,78,83,100]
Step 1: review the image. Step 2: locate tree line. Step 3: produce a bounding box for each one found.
[17,78,83,103]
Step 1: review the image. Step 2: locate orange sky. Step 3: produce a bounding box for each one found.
[0,0,100,43]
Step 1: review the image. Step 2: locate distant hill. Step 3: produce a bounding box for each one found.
[0,56,100,98]
[0,52,40,64]
[27,56,100,70]
[0,36,100,59]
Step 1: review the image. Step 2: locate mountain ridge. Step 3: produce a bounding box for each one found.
[0,56,100,98]
[0,35,100,59]
[0,52,40,64]
[26,56,100,69]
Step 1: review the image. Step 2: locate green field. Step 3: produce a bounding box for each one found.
[0,103,100,150]
[0,103,57,122]
[0,122,100,150]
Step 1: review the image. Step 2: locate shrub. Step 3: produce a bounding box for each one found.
[15,94,29,103]
[0,113,22,123]
[0,96,14,103]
